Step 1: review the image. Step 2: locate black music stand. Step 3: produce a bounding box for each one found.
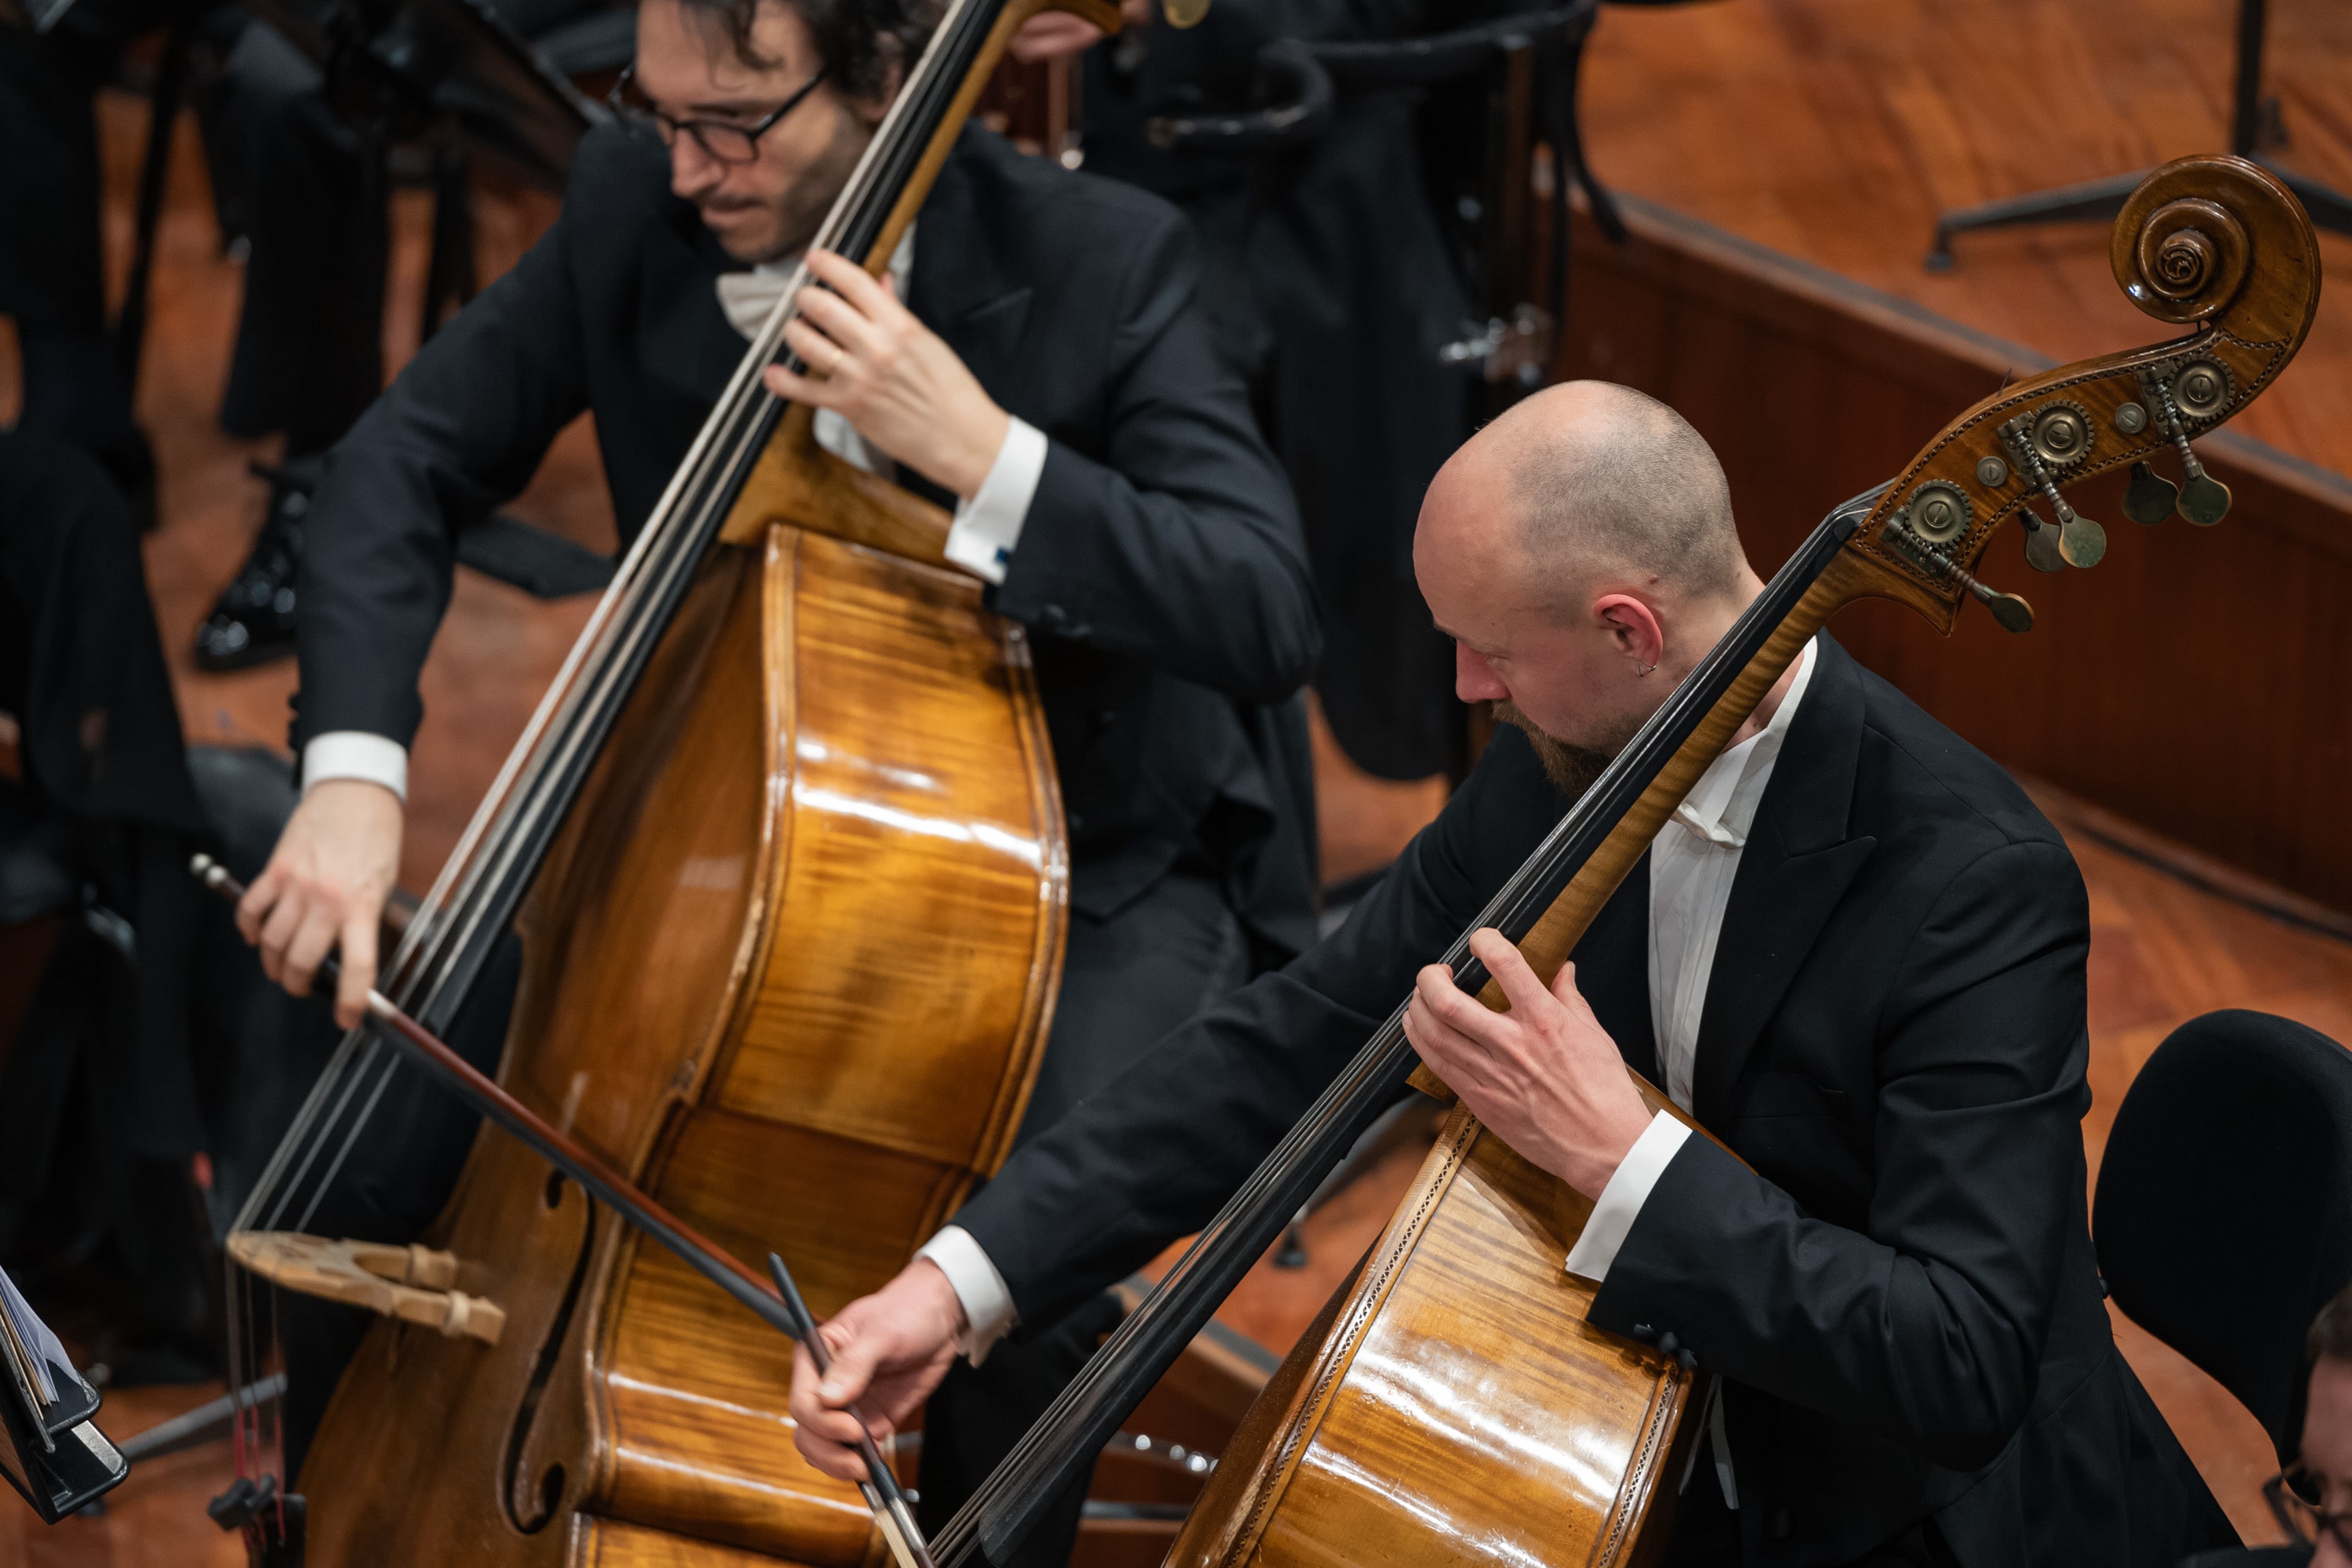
[1923,0,2350,270]
[242,0,602,334]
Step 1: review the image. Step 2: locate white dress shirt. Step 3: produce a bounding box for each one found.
[924,637,1821,1373]
[1562,634,1815,1513]
[1562,635,1817,1282]
[303,228,1049,800]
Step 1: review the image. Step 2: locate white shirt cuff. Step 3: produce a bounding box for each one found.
[915,1225,1018,1365]
[942,416,1048,586]
[1564,1111,1692,1283]
[302,732,408,804]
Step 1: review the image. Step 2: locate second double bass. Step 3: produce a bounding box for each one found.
[866,153,2322,1568]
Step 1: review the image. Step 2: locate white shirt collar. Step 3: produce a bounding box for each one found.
[753,224,916,290]
[719,228,920,341]
[1670,637,1818,850]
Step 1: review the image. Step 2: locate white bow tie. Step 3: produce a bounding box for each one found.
[713,229,916,342]
[714,267,793,341]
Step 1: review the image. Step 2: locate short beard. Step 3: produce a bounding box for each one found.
[1491,700,1638,800]
[703,103,873,263]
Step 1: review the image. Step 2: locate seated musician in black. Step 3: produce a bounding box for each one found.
[2186,1279,2352,1567]
[797,382,2241,1566]
[230,0,1321,1530]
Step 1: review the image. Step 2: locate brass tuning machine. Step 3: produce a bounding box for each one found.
[1969,449,2065,573]
[2107,397,2180,523]
[1998,402,2106,568]
[1880,503,2033,634]
[1160,0,1208,26]
[2135,358,2234,526]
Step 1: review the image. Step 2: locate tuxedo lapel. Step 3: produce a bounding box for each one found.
[642,191,757,410]
[1690,638,1877,1127]
[1572,857,1660,1087]
[909,131,1035,408]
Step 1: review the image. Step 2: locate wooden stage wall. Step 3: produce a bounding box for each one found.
[1555,192,2352,915]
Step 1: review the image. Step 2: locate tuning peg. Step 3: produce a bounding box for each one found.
[2179,471,2231,527]
[2001,418,2103,568]
[2123,461,2179,524]
[2058,510,2107,568]
[2144,368,2233,526]
[1881,517,2034,633]
[1959,569,2035,633]
[2020,509,2067,573]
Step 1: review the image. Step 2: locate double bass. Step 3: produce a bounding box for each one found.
[216,0,1123,1560]
[927,154,2321,1567]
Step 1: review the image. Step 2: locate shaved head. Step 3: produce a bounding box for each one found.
[1414,382,1772,789]
[1490,382,1745,609]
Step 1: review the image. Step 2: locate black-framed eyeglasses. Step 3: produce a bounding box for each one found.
[607,63,829,165]
[2269,1466,2352,1552]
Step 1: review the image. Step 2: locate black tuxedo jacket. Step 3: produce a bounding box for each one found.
[294,125,1322,949]
[953,637,2232,1566]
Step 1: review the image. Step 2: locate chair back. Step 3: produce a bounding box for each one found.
[2094,1008,2352,1465]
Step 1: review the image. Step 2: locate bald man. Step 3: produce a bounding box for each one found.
[793,384,2234,1566]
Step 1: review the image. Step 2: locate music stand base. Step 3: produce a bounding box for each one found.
[1924,0,2347,270]
[1925,154,2350,272]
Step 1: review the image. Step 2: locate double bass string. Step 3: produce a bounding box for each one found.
[935,485,1889,1566]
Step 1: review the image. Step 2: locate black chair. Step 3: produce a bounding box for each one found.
[2093,1007,2352,1466]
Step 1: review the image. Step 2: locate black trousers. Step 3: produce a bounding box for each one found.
[1660,1454,1958,1568]
[278,863,1252,1557]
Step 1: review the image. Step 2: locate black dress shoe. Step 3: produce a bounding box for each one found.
[194,463,313,671]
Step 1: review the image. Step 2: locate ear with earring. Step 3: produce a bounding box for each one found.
[1634,660,1658,677]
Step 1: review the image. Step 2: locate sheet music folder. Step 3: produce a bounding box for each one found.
[0,1268,125,1523]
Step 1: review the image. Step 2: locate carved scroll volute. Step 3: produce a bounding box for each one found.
[2112,154,2320,344]
[1828,154,2322,635]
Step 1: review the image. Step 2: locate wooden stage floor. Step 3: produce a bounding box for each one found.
[1578,0,2352,481]
[8,1,2352,1557]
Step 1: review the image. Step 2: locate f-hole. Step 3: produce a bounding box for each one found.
[502,1171,597,1534]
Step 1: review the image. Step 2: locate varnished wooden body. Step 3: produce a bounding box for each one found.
[1173,1109,1699,1568]
[1171,157,2320,1568]
[299,526,1067,1566]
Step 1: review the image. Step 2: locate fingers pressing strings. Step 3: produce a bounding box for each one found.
[765,249,906,408]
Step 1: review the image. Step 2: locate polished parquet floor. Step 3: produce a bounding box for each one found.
[7,0,2352,1556]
